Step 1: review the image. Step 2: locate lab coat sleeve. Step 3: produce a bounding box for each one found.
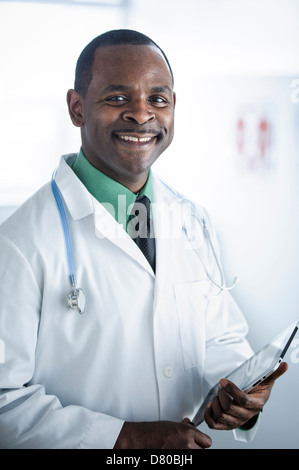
[200,211,260,442]
[0,234,123,449]
[233,413,261,442]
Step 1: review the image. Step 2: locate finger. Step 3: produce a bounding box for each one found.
[217,385,234,411]
[217,387,252,421]
[262,362,288,386]
[181,417,195,426]
[206,396,259,432]
[211,393,252,429]
[180,417,212,448]
[194,429,212,448]
[205,401,231,430]
[219,378,257,410]
[211,393,227,419]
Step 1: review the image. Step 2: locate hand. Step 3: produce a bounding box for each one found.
[205,362,288,430]
[114,418,212,449]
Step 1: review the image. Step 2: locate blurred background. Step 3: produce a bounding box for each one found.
[0,0,298,448]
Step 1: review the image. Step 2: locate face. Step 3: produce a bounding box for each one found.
[67,44,176,191]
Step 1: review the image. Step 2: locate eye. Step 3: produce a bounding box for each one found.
[106,95,127,105]
[149,96,168,106]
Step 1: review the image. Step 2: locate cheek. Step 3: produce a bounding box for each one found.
[161,113,175,144]
[84,104,117,132]
[160,109,175,131]
[84,114,109,143]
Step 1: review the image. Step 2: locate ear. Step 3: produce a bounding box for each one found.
[66,89,84,127]
[173,91,176,108]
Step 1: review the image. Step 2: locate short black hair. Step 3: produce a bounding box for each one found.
[74,29,174,98]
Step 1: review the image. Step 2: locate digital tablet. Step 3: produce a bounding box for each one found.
[192,319,299,427]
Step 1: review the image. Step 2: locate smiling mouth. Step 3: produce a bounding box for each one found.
[119,135,154,143]
[113,132,158,146]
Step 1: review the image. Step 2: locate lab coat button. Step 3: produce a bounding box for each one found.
[163,366,173,378]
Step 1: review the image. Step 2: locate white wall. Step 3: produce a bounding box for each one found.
[128,0,299,449]
[0,1,126,204]
[129,0,299,449]
[171,75,299,449]
[1,0,299,449]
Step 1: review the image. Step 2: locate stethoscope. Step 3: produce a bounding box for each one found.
[200,217,239,296]
[51,170,238,314]
[182,210,239,298]
[52,169,86,314]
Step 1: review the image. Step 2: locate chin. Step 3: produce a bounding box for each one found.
[122,153,158,176]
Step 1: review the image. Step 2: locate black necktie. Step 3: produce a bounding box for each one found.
[130,194,156,273]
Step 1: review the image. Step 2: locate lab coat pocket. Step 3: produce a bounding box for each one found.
[173,281,209,370]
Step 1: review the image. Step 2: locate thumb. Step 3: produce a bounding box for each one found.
[181,417,195,426]
[264,361,288,385]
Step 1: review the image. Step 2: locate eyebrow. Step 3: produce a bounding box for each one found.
[101,84,172,95]
[102,85,130,93]
[150,85,172,95]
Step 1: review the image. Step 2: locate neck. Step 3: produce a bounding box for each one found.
[116,174,148,194]
[82,153,149,193]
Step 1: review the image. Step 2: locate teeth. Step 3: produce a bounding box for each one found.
[119,135,153,143]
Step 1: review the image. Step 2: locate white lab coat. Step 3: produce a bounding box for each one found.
[0,154,258,449]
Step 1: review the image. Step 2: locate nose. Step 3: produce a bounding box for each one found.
[122,97,155,125]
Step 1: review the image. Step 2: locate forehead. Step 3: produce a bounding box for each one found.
[90,44,173,89]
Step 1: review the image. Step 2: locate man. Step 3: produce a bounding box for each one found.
[0,29,287,449]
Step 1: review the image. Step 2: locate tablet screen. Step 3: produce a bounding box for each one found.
[193,320,298,426]
[226,342,281,392]
[226,320,298,392]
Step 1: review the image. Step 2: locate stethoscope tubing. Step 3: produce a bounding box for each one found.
[51,170,238,313]
[51,169,77,288]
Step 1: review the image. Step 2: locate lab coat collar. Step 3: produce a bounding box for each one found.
[55,156,188,280]
[55,154,156,277]
[55,154,94,220]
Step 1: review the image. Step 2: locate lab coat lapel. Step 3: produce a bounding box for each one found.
[56,156,155,277]
[55,155,94,220]
[151,174,185,305]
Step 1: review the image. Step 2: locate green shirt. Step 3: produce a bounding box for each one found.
[70,148,153,233]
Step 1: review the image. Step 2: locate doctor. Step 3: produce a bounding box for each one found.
[0,29,287,449]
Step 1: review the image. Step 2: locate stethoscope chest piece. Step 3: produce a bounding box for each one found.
[68,287,86,315]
